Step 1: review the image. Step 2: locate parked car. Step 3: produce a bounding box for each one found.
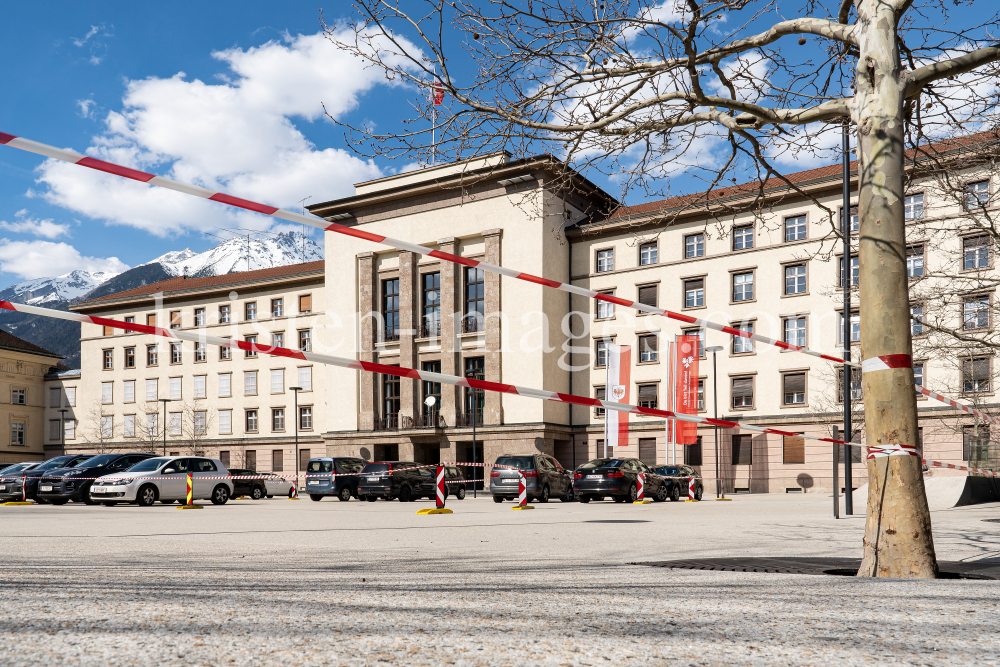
[650,465,703,501]
[357,461,425,501]
[259,472,295,498]
[304,457,366,501]
[228,468,269,500]
[573,458,669,503]
[0,454,93,503]
[490,453,574,503]
[37,453,155,505]
[413,465,468,501]
[0,462,44,499]
[89,456,234,506]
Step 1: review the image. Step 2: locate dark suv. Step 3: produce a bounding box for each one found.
[357,461,426,502]
[0,454,93,504]
[650,464,703,501]
[413,465,468,501]
[37,452,155,505]
[304,457,366,501]
[0,461,43,500]
[489,453,574,503]
[574,458,669,503]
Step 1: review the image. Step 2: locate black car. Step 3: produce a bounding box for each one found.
[651,465,704,501]
[489,453,574,503]
[357,461,426,502]
[573,458,669,503]
[37,452,155,505]
[228,468,270,500]
[413,465,467,501]
[304,457,366,501]
[0,462,43,500]
[0,454,93,503]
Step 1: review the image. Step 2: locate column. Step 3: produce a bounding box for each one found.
[398,250,419,425]
[438,237,460,426]
[358,252,378,430]
[483,229,503,425]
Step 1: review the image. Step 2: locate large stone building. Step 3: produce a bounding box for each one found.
[0,331,65,466]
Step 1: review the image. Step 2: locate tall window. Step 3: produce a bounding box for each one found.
[637,284,658,307]
[683,327,706,358]
[464,267,485,333]
[464,357,485,424]
[596,291,615,319]
[913,362,924,388]
[595,340,609,368]
[685,233,704,258]
[272,333,284,348]
[782,373,806,405]
[731,378,754,409]
[193,375,206,399]
[101,382,112,404]
[123,380,135,403]
[964,426,990,461]
[169,311,181,329]
[784,317,806,347]
[904,193,924,220]
[298,366,312,391]
[168,413,181,436]
[8,389,24,406]
[422,272,441,337]
[103,325,114,337]
[146,314,156,327]
[782,434,805,464]
[422,360,442,419]
[147,345,158,366]
[219,410,232,434]
[733,322,754,354]
[639,242,657,265]
[299,406,313,430]
[963,295,990,330]
[840,312,861,343]
[684,278,704,308]
[272,450,284,471]
[382,278,400,341]
[272,408,285,431]
[124,415,135,438]
[219,305,231,323]
[195,342,206,362]
[840,255,859,287]
[245,410,259,432]
[218,373,232,397]
[907,246,924,278]
[697,379,705,411]
[841,205,859,232]
[169,377,181,400]
[964,236,990,269]
[272,298,283,317]
[244,371,257,395]
[245,335,258,357]
[170,343,182,364]
[965,180,990,209]
[637,384,658,409]
[684,437,703,466]
[66,387,76,407]
[383,369,401,425]
[299,294,312,313]
[639,334,658,363]
[145,379,158,401]
[596,249,614,272]
[594,386,606,417]
[910,305,924,336]
[299,329,311,351]
[784,265,807,295]
[50,387,60,408]
[145,414,157,437]
[194,308,206,326]
[733,225,753,250]
[838,368,862,402]
[963,357,991,394]
[784,215,806,242]
[103,349,113,370]
[732,272,753,302]
[194,412,206,436]
[245,302,257,320]
[124,347,135,369]
[271,369,284,393]
[10,422,26,446]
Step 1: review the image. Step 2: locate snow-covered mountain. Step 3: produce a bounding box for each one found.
[0,269,122,306]
[143,232,323,278]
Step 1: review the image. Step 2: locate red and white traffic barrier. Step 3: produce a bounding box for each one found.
[637,473,645,501]
[436,466,446,509]
[289,485,299,499]
[688,477,696,500]
[21,474,26,503]
[510,471,535,510]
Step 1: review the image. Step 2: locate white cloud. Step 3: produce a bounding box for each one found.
[0,240,129,280]
[76,98,96,119]
[0,210,71,239]
[72,23,113,65]
[35,30,418,237]
[72,25,102,47]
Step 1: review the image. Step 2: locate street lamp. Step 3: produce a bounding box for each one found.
[290,387,303,491]
[158,398,171,456]
[706,345,725,499]
[58,409,69,455]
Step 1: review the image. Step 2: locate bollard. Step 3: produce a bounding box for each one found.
[289,482,299,499]
[685,476,699,502]
[511,470,534,510]
[178,472,203,509]
[633,472,651,504]
[2,473,35,506]
[417,465,453,514]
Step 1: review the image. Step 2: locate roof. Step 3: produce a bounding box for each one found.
[78,261,325,306]
[44,364,80,379]
[0,330,62,359]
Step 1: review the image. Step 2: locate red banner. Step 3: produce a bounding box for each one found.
[669,335,700,444]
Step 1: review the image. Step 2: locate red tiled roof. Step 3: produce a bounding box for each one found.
[0,330,61,358]
[82,261,325,304]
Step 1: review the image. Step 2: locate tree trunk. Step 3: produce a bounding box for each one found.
[855,0,938,578]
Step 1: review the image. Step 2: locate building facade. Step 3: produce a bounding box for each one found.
[0,331,65,465]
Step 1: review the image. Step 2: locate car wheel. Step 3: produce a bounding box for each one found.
[339,486,352,502]
[493,495,504,503]
[398,485,412,502]
[366,495,378,502]
[211,485,230,505]
[670,485,680,502]
[579,495,591,503]
[81,484,96,505]
[136,484,157,507]
[695,485,703,501]
[251,485,265,500]
[655,484,668,502]
[538,485,550,503]
[455,486,466,500]
[310,494,324,502]
[50,499,68,506]
[628,483,638,502]
[560,490,575,502]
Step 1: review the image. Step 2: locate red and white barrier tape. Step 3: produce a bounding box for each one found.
[917,386,1000,427]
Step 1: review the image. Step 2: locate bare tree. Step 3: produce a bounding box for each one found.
[85,399,117,454]
[328,0,1000,577]
[180,400,215,457]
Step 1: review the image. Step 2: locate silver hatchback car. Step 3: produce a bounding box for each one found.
[90,456,234,506]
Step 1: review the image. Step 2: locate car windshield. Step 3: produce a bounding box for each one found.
[1,463,30,474]
[362,463,390,473]
[36,457,73,471]
[76,454,118,468]
[337,460,364,474]
[308,460,333,473]
[657,466,680,476]
[495,456,535,471]
[125,458,168,473]
[579,459,621,469]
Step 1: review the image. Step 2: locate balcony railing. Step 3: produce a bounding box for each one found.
[461,315,483,334]
[373,414,401,431]
[379,329,401,343]
[454,411,485,428]
[419,322,440,338]
[372,413,447,431]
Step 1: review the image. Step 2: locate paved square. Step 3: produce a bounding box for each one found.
[1,493,999,666]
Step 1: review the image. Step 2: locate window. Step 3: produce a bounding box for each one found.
[298,366,312,391]
[193,308,206,326]
[102,325,114,337]
[272,332,284,348]
[594,386,606,417]
[464,357,485,425]
[639,242,658,265]
[245,410,259,433]
[731,434,753,464]
[245,335,258,357]
[123,415,135,438]
[965,180,990,209]
[464,268,485,332]
[124,316,134,324]
[841,205,859,232]
[683,328,706,358]
[10,422,25,446]
[145,379,158,402]
[49,387,60,408]
[123,380,135,403]
[124,347,135,368]
[732,272,753,302]
[11,388,25,405]
[245,302,257,320]
[783,434,805,464]
[637,384,658,409]
[596,249,614,272]
[913,362,924,388]
[782,373,806,405]
[963,356,991,394]
[784,265,807,295]
[299,406,313,430]
[219,373,231,397]
[65,419,77,439]
[194,341,206,362]
[220,305,231,323]
[840,312,861,343]
[964,236,990,270]
[733,225,753,250]
[963,426,990,461]
[246,450,257,471]
[383,278,400,340]
[784,317,806,348]
[170,342,181,364]
[697,379,705,411]
[732,377,754,409]
[383,370,401,422]
[146,314,156,327]
[272,298,283,317]
[299,329,312,351]
[907,246,924,278]
[963,295,990,330]
[103,349,113,369]
[219,451,230,467]
[65,387,76,407]
[100,416,112,439]
[169,377,181,400]
[421,360,441,418]
[684,278,705,308]
[147,345,158,366]
[685,233,704,258]
[271,368,284,393]
[684,438,703,466]
[101,382,112,404]
[422,272,441,337]
[245,371,257,395]
[168,413,181,436]
[785,215,806,242]
[910,305,924,336]
[839,255,859,287]
[145,414,157,437]
[638,438,657,466]
[220,340,231,360]
[169,311,181,329]
[272,449,284,471]
[194,411,206,436]
[637,284,658,308]
[837,368,863,402]
[272,408,285,431]
[595,340,609,368]
[596,292,615,320]
[733,322,754,354]
[299,294,312,313]
[219,410,232,435]
[638,334,658,363]
[904,194,924,220]
[193,375,206,399]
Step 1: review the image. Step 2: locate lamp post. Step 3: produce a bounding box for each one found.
[842,120,854,517]
[58,408,69,455]
[706,345,725,499]
[290,387,303,491]
[158,398,171,456]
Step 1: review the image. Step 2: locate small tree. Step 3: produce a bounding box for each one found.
[85,399,117,454]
